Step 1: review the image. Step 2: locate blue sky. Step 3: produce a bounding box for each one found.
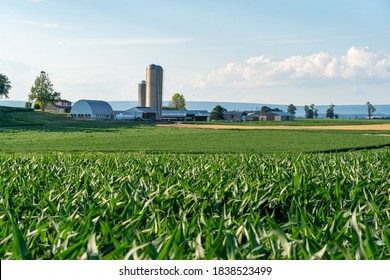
[1,0,390,105]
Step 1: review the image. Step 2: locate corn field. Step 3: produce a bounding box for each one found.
[0,152,389,260]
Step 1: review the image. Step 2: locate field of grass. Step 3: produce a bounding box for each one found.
[1,152,389,260]
[2,126,390,154]
[1,107,390,154]
[1,107,390,260]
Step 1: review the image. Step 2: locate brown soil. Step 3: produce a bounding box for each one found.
[157,123,390,131]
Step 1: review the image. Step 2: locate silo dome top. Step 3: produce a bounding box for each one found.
[147,64,158,70]
[139,80,146,84]
[147,64,163,70]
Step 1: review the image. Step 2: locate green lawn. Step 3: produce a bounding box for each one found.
[1,126,390,154]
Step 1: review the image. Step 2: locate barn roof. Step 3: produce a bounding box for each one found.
[162,110,210,117]
[71,99,113,115]
[263,111,294,117]
[123,107,158,114]
[225,111,248,116]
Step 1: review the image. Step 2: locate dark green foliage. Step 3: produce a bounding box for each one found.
[366,102,376,119]
[287,104,297,115]
[0,74,12,99]
[210,105,227,120]
[260,106,282,113]
[326,104,336,119]
[304,104,318,119]
[169,93,186,110]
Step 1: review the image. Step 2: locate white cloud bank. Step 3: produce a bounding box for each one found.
[194,47,390,89]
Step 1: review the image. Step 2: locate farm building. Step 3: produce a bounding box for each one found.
[115,107,159,120]
[46,99,72,113]
[224,110,294,122]
[70,100,114,120]
[260,111,295,121]
[116,108,210,121]
[247,112,263,121]
[224,111,248,122]
[161,110,210,121]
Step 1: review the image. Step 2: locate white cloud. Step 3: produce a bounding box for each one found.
[194,47,390,89]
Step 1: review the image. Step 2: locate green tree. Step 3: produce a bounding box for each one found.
[304,105,314,118]
[29,71,61,111]
[0,74,12,99]
[24,102,32,109]
[287,104,297,115]
[210,105,227,120]
[366,101,376,119]
[260,106,271,113]
[304,105,309,117]
[170,93,186,110]
[326,104,335,119]
[260,106,282,113]
[310,104,318,118]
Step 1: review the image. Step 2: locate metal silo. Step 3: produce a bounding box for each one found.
[138,80,146,107]
[146,64,163,120]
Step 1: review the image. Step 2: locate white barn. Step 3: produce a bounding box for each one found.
[115,107,158,120]
[70,100,114,120]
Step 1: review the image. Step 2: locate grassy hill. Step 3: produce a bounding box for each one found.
[0,106,38,126]
[0,106,71,127]
[0,106,140,132]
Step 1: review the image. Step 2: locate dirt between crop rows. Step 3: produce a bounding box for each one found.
[157,123,390,131]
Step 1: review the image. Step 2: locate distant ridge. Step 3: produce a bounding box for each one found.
[0,100,26,108]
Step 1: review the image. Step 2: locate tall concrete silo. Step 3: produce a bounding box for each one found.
[138,80,146,107]
[146,64,163,120]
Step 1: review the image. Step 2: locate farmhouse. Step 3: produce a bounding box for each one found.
[70,100,114,120]
[247,112,263,121]
[224,111,248,122]
[223,110,295,122]
[260,111,295,121]
[46,99,72,113]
